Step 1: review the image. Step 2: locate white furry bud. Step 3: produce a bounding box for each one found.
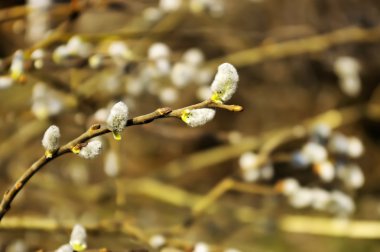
[159,87,179,104]
[288,187,313,209]
[170,62,195,88]
[159,0,183,12]
[89,54,104,69]
[143,7,163,23]
[149,234,167,249]
[10,50,25,80]
[334,57,361,97]
[311,188,331,211]
[67,36,91,57]
[0,76,13,89]
[181,108,215,127]
[106,101,129,140]
[334,56,360,77]
[55,244,72,252]
[108,41,132,60]
[182,48,204,66]
[210,63,239,103]
[275,178,300,196]
[194,242,210,252]
[313,160,335,182]
[42,125,60,158]
[104,150,119,177]
[79,140,102,159]
[301,142,327,163]
[239,152,258,171]
[347,137,364,158]
[148,42,170,60]
[329,191,355,216]
[70,224,87,251]
[339,164,365,189]
[53,45,69,63]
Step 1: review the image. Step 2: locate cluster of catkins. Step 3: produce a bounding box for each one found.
[41,62,238,159]
[1,38,227,122]
[239,124,365,216]
[0,0,225,90]
[144,0,225,22]
[125,42,214,106]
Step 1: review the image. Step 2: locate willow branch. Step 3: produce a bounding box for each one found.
[205,25,380,69]
[0,100,243,221]
[186,177,275,227]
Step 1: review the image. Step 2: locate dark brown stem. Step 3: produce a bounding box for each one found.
[0,100,242,221]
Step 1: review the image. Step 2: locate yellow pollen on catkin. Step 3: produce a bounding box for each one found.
[71,146,81,154]
[44,150,53,158]
[181,110,190,123]
[211,92,223,104]
[112,131,122,141]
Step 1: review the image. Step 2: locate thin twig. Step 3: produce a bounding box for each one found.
[0,100,242,221]
[205,25,380,69]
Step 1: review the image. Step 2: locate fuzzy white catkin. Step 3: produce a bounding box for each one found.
[10,50,24,79]
[224,249,242,252]
[159,0,183,12]
[55,244,72,252]
[210,63,239,103]
[53,45,69,63]
[149,234,166,249]
[104,150,119,177]
[0,76,13,89]
[70,224,87,251]
[182,108,215,127]
[347,137,364,158]
[182,48,204,66]
[301,142,327,163]
[314,160,335,182]
[159,87,179,104]
[340,164,365,189]
[328,133,349,154]
[334,56,360,77]
[194,242,210,252]
[106,101,129,133]
[42,125,60,153]
[170,62,195,88]
[143,7,163,22]
[288,187,313,209]
[108,41,131,60]
[148,42,171,60]
[66,36,83,54]
[89,54,104,69]
[277,178,300,196]
[31,49,45,60]
[239,152,258,171]
[79,141,102,159]
[329,191,355,216]
[260,163,274,180]
[242,168,260,182]
[340,75,361,97]
[311,188,331,211]
[155,58,171,76]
